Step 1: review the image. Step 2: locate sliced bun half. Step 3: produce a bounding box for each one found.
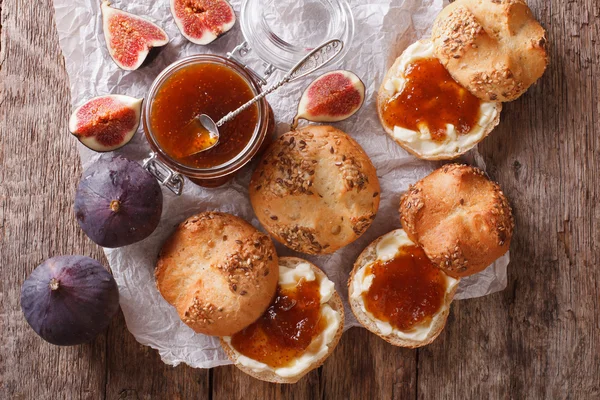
[250,125,380,255]
[221,257,344,383]
[155,212,279,336]
[377,39,502,160]
[399,164,514,278]
[348,229,458,348]
[432,0,548,102]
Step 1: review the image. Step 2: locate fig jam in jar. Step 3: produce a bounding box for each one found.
[143,55,274,190]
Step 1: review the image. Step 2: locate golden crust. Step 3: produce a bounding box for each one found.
[155,212,279,336]
[432,0,548,102]
[249,125,380,255]
[376,40,502,160]
[348,230,457,348]
[399,164,514,278]
[220,257,345,384]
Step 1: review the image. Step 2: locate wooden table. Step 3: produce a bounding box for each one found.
[1,0,599,398]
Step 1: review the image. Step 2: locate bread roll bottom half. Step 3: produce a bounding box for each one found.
[349,229,458,348]
[221,257,344,383]
[377,39,501,160]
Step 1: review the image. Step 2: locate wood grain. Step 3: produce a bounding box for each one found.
[0,0,108,398]
[1,0,599,399]
[104,313,210,400]
[212,365,320,400]
[417,1,600,398]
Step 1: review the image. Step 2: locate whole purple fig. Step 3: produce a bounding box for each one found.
[21,256,119,346]
[75,155,163,248]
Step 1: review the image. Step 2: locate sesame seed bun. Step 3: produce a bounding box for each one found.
[155,212,279,336]
[399,164,514,278]
[348,230,457,348]
[220,257,345,384]
[431,0,548,102]
[376,39,502,161]
[249,125,380,255]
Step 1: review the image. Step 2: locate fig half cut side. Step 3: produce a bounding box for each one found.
[74,155,163,248]
[102,1,169,71]
[171,0,236,45]
[21,255,119,346]
[292,70,366,129]
[69,95,142,152]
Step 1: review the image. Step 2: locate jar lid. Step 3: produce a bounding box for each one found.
[239,0,354,71]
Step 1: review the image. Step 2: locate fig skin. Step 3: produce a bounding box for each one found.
[101,1,169,71]
[293,70,366,129]
[170,0,236,45]
[75,155,163,248]
[69,95,142,152]
[21,256,119,346]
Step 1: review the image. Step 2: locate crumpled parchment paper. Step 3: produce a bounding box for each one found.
[52,0,509,368]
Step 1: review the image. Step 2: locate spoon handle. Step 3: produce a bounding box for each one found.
[216,39,344,127]
[216,77,286,126]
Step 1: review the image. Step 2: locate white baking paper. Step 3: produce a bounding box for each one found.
[52,0,509,368]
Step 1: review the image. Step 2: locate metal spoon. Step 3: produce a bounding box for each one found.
[183,38,344,157]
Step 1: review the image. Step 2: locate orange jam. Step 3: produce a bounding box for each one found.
[230,279,326,368]
[150,63,259,168]
[363,245,448,331]
[381,58,482,142]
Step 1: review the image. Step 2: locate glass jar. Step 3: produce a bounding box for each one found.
[142,54,274,192]
[238,0,354,71]
[143,0,353,194]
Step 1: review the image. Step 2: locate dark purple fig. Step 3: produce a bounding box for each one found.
[69,95,142,152]
[102,0,169,70]
[171,0,236,45]
[75,155,163,248]
[292,70,365,129]
[21,256,119,346]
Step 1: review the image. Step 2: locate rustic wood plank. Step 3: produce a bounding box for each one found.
[417,0,600,398]
[104,313,210,400]
[212,364,320,399]
[0,0,108,398]
[0,0,211,399]
[1,0,599,398]
[321,327,417,399]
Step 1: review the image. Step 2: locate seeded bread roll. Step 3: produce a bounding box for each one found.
[155,212,279,336]
[399,164,514,277]
[220,257,345,384]
[431,0,548,102]
[250,125,380,255]
[348,231,457,348]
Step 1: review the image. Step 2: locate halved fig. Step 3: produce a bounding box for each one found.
[69,95,142,152]
[292,70,365,129]
[171,0,236,45]
[101,1,169,70]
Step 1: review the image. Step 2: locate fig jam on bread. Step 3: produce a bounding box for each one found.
[221,258,344,383]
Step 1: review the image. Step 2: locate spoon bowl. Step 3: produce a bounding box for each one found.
[181,114,220,157]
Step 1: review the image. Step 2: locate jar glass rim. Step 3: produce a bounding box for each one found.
[142,54,269,179]
[239,0,354,71]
